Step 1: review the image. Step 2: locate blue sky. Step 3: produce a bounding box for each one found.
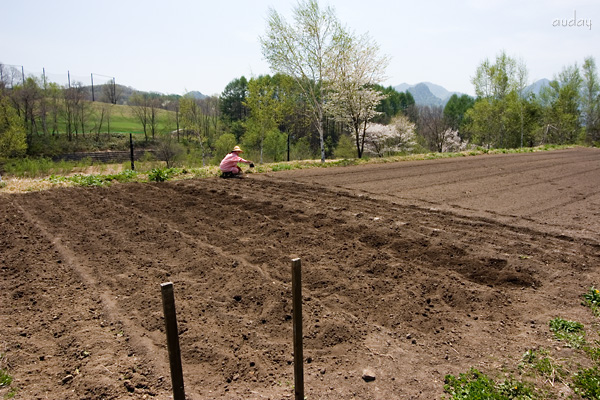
[1,0,598,97]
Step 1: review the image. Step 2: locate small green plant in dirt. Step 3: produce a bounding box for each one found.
[443,368,536,399]
[104,169,139,183]
[0,368,11,388]
[148,167,183,182]
[519,348,566,384]
[49,174,109,187]
[549,317,586,348]
[572,366,600,399]
[270,163,294,172]
[585,342,600,362]
[583,287,600,316]
[47,169,140,188]
[1,353,13,398]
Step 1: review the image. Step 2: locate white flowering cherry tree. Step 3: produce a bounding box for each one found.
[364,115,417,157]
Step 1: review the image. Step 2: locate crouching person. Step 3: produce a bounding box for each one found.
[219,146,253,178]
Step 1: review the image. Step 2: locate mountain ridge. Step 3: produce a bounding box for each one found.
[395,79,550,106]
[394,82,465,106]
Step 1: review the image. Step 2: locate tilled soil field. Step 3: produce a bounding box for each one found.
[1,147,599,399]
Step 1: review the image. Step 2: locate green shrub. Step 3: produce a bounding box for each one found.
[334,134,356,159]
[271,163,293,172]
[105,169,138,182]
[148,167,182,182]
[69,174,110,187]
[148,168,169,182]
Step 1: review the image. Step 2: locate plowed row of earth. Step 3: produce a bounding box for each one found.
[1,147,599,399]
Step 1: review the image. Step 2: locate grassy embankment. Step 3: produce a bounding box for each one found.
[0,144,578,193]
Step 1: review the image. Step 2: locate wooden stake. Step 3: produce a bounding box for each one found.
[129,133,135,171]
[161,282,185,400]
[292,258,304,400]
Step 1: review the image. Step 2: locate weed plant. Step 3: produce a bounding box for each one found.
[583,287,600,316]
[572,366,600,399]
[519,349,566,385]
[549,317,586,348]
[444,285,600,399]
[443,368,536,399]
[0,352,13,398]
[148,167,185,182]
[48,169,140,187]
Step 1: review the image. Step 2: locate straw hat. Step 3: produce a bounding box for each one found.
[232,146,243,153]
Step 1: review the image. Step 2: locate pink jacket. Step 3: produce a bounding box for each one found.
[219,152,248,172]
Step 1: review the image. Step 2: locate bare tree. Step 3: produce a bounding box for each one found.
[417,105,448,152]
[63,82,86,141]
[102,79,122,105]
[130,92,150,142]
[156,133,184,168]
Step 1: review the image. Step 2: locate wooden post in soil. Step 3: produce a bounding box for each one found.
[292,258,305,400]
[129,133,135,171]
[160,282,185,400]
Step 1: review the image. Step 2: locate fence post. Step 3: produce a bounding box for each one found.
[292,258,304,400]
[130,133,135,171]
[160,282,185,400]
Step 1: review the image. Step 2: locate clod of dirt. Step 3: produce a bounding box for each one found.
[362,369,376,382]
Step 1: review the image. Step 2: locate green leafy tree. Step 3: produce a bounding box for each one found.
[220,76,248,141]
[443,94,475,131]
[261,0,347,163]
[0,95,27,158]
[291,136,314,160]
[270,73,307,161]
[180,95,209,165]
[263,129,287,162]
[244,75,282,163]
[213,133,237,164]
[334,134,356,158]
[466,51,529,148]
[373,85,415,124]
[581,57,600,143]
[539,64,582,144]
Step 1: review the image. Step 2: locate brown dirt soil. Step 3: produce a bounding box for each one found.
[1,147,599,399]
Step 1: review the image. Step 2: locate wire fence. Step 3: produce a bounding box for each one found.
[0,62,124,103]
[0,62,116,90]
